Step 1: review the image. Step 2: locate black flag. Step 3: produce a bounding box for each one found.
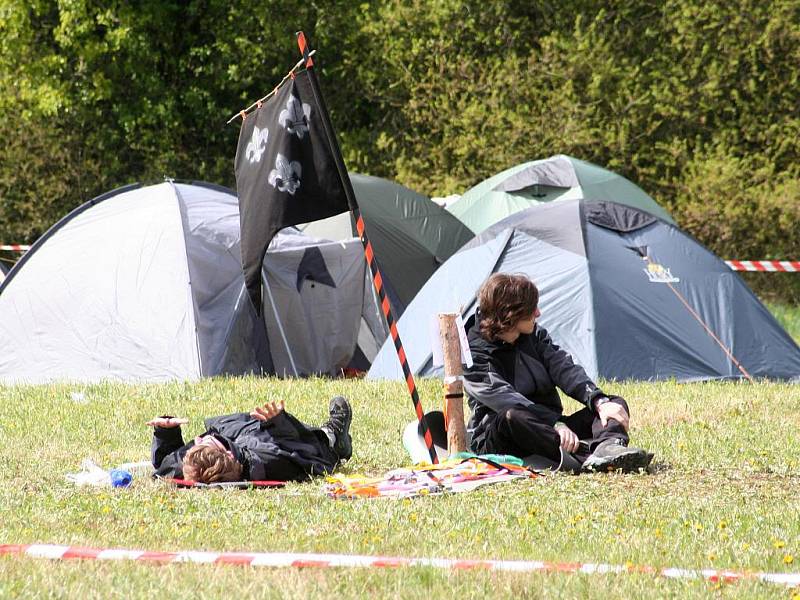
[235,72,349,311]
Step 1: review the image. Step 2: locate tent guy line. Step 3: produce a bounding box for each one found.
[662,277,753,382]
[0,543,797,588]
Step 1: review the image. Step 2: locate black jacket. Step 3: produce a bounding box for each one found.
[463,313,605,451]
[151,411,337,481]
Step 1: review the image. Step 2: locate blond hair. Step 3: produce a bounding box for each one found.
[183,444,243,483]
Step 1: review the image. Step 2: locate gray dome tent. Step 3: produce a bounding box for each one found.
[448,154,674,234]
[0,181,385,383]
[369,199,800,382]
[298,173,475,314]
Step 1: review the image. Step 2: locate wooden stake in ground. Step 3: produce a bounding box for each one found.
[438,313,468,455]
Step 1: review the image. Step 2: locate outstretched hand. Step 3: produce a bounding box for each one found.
[598,402,630,431]
[146,417,189,428]
[250,400,285,423]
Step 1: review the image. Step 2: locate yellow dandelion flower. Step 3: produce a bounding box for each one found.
[784,554,794,565]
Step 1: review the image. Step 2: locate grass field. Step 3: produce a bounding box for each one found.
[1,306,799,598]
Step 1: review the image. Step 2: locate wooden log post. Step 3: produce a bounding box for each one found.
[438,313,468,455]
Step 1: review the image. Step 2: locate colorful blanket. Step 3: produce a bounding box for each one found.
[325,456,536,499]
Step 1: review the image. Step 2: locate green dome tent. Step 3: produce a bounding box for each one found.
[448,154,674,233]
[298,173,475,314]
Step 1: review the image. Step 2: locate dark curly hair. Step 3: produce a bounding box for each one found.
[478,273,539,341]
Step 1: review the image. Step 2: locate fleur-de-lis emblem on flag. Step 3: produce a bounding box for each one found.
[245,126,269,163]
[235,73,350,312]
[268,154,302,195]
[279,94,312,139]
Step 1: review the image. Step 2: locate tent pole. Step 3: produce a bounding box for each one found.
[263,271,299,377]
[296,31,438,463]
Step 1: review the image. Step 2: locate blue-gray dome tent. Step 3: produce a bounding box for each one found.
[369,199,800,382]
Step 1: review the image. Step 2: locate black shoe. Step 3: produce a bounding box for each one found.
[320,396,352,461]
[582,438,653,473]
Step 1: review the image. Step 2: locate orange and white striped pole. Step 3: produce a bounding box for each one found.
[296,31,437,463]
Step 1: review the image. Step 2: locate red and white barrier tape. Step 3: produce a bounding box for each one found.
[726,260,800,272]
[0,245,795,271]
[0,544,797,587]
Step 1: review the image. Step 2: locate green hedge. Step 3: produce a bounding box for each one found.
[0,1,798,298]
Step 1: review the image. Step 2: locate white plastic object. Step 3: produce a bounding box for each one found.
[65,459,111,487]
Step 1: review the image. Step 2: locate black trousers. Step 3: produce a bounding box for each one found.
[478,398,630,464]
[269,424,341,480]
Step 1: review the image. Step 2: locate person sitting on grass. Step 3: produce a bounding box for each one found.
[464,273,653,473]
[147,396,352,483]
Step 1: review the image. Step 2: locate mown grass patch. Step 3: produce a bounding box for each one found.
[0,377,798,598]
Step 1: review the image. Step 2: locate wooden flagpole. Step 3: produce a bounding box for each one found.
[295,31,438,463]
[438,313,467,454]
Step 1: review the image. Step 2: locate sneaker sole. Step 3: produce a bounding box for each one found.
[336,434,352,461]
[583,449,653,473]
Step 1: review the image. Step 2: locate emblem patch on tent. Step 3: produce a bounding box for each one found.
[643,260,679,283]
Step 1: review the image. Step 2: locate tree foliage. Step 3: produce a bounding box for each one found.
[0,1,798,298]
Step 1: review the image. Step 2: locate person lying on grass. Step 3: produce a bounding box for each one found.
[147,396,352,483]
[464,273,653,473]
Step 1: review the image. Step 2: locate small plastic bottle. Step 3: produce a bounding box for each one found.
[109,469,133,488]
